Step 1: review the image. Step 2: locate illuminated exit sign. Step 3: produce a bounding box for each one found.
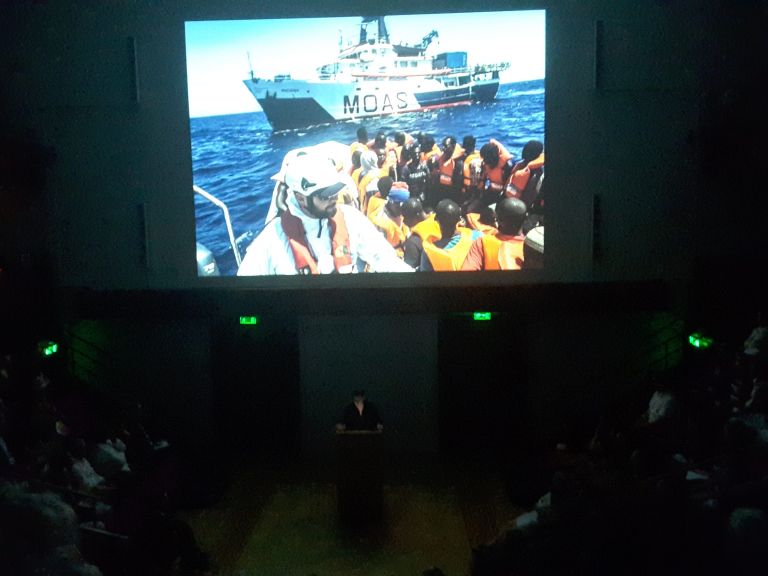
[473,312,492,321]
[239,316,259,325]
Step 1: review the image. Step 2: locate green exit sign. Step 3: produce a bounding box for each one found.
[473,312,492,321]
[688,332,713,349]
[239,316,259,325]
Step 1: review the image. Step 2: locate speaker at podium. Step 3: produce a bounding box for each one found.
[335,429,384,525]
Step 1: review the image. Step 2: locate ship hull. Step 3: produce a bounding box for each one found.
[244,75,500,131]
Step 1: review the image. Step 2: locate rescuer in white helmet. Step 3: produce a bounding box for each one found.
[238,152,414,276]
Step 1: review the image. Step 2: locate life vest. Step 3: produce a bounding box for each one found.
[366,194,386,219]
[465,212,498,236]
[351,167,363,186]
[357,168,386,212]
[480,234,525,270]
[350,141,368,156]
[438,144,465,186]
[375,214,408,252]
[485,162,508,193]
[462,152,484,190]
[423,228,475,271]
[405,161,430,200]
[409,213,440,242]
[504,153,545,199]
[280,209,353,274]
[483,140,513,192]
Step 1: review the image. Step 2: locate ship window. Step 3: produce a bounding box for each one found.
[372,49,377,55]
[410,61,417,68]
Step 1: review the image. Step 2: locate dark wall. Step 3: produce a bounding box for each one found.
[299,315,438,457]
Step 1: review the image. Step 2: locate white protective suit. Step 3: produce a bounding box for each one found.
[237,192,414,276]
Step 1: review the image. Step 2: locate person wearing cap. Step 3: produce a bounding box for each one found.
[521,226,544,269]
[237,153,414,276]
[462,197,527,271]
[419,199,482,272]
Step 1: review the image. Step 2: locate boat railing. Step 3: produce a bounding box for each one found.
[193,184,242,268]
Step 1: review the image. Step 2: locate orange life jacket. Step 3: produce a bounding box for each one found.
[438,144,465,186]
[504,153,545,199]
[485,163,507,193]
[480,234,525,270]
[465,212,499,236]
[357,168,388,212]
[409,213,440,241]
[483,141,513,192]
[462,152,484,190]
[280,209,353,274]
[366,194,386,218]
[423,228,475,271]
[350,141,368,156]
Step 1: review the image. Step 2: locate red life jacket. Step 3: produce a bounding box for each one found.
[423,228,475,271]
[280,209,353,274]
[483,141,514,192]
[438,144,464,186]
[504,153,545,199]
[462,152,484,191]
[481,234,525,270]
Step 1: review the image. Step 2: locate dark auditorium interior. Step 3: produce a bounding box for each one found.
[2,1,767,575]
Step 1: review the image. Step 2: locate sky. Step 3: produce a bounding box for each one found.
[185,10,545,118]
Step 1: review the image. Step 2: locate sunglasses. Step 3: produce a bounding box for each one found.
[311,183,343,201]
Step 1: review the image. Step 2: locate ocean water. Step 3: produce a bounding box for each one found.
[190,78,544,276]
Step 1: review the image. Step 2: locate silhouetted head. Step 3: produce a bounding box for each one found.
[442,136,457,157]
[462,135,476,154]
[404,141,421,164]
[374,131,387,149]
[356,126,368,143]
[522,140,544,163]
[377,176,393,199]
[477,205,497,228]
[422,135,436,154]
[402,197,427,228]
[480,142,500,168]
[395,132,407,147]
[496,197,527,235]
[435,199,462,238]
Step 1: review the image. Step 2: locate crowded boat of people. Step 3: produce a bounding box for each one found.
[237,127,545,275]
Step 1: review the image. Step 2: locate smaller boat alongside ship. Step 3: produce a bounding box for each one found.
[243,16,509,131]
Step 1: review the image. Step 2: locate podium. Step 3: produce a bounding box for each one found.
[336,429,383,525]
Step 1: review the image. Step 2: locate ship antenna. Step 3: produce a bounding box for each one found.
[247,51,254,80]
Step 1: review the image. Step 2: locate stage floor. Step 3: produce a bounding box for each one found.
[183,456,520,576]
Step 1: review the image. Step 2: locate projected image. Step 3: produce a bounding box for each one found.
[186,11,545,276]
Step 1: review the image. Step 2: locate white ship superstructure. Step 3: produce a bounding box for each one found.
[243,16,508,131]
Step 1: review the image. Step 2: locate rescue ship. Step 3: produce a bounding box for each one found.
[243,16,509,132]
